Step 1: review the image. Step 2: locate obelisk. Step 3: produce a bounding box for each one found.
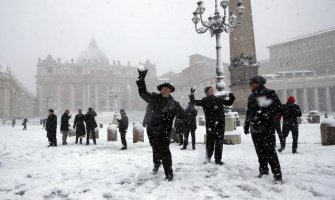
[229,0,259,112]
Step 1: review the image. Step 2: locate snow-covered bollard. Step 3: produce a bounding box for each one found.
[320,119,335,145]
[68,127,76,137]
[307,110,320,123]
[107,124,118,141]
[133,122,144,143]
[225,111,235,132]
[89,127,99,139]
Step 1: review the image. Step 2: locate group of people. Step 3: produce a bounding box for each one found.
[45,107,129,148]
[8,117,28,130]
[137,68,302,184]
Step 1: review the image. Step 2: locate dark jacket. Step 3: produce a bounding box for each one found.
[60,113,71,131]
[85,111,97,130]
[22,118,28,126]
[118,115,129,133]
[189,93,235,134]
[73,114,86,136]
[281,103,302,123]
[136,79,184,136]
[185,104,197,130]
[244,87,282,133]
[46,114,57,135]
[174,116,186,134]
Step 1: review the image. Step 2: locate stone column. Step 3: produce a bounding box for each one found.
[325,86,332,113]
[303,88,309,112]
[106,85,110,112]
[282,90,287,103]
[314,87,320,111]
[293,88,297,99]
[82,85,86,110]
[87,84,91,108]
[95,85,99,111]
[70,85,75,111]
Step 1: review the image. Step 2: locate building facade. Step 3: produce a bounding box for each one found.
[36,38,158,116]
[0,67,36,119]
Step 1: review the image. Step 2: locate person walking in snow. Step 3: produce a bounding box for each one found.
[189,86,235,165]
[84,107,98,145]
[244,76,283,183]
[279,96,302,154]
[60,109,71,145]
[73,109,86,144]
[117,109,129,150]
[46,109,57,147]
[136,68,184,181]
[11,118,16,128]
[181,102,197,150]
[22,118,28,130]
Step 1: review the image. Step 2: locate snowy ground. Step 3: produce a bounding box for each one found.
[0,115,335,200]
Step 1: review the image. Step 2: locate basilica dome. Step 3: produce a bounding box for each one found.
[77,38,109,66]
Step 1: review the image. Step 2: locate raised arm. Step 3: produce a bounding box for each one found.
[217,93,235,106]
[136,69,155,103]
[189,88,203,107]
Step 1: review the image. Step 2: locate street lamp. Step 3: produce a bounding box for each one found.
[192,0,245,92]
[107,85,123,114]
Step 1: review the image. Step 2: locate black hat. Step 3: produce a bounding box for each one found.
[48,109,54,113]
[250,76,266,85]
[157,82,175,93]
[204,86,213,94]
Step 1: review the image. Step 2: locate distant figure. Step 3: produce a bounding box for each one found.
[279,96,302,154]
[84,107,98,145]
[189,87,235,165]
[117,109,129,150]
[46,109,57,147]
[60,110,71,145]
[11,118,16,128]
[175,116,186,146]
[244,76,282,183]
[181,102,198,150]
[42,118,47,129]
[22,118,28,130]
[73,109,86,144]
[40,119,43,125]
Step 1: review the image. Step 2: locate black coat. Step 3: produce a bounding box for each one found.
[85,111,97,130]
[244,87,282,133]
[185,104,197,130]
[22,118,28,126]
[118,115,129,133]
[174,116,187,134]
[281,103,302,123]
[46,114,57,136]
[60,113,71,131]
[136,79,184,137]
[73,114,86,137]
[190,93,235,135]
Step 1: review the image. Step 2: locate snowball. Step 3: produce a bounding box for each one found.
[137,65,146,72]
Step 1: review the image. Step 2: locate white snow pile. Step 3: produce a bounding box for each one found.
[0,121,334,199]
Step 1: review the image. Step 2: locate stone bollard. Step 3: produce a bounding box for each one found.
[89,127,99,139]
[107,124,117,141]
[307,110,320,123]
[133,123,144,143]
[320,119,335,145]
[225,112,235,132]
[68,127,76,137]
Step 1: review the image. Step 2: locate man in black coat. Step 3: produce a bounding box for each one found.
[46,109,57,147]
[85,107,98,145]
[189,87,235,165]
[60,109,71,145]
[279,96,302,154]
[136,68,184,181]
[117,109,129,150]
[22,118,28,130]
[73,109,86,144]
[244,76,283,183]
[181,102,198,150]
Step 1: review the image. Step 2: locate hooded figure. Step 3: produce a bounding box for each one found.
[244,76,283,183]
[189,86,235,165]
[73,109,86,144]
[279,96,302,154]
[136,68,184,181]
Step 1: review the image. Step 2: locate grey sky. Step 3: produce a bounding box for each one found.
[0,0,334,94]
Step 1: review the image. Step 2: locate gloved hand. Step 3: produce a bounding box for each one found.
[137,69,148,80]
[73,125,75,129]
[190,88,195,94]
[244,123,250,135]
[229,93,235,99]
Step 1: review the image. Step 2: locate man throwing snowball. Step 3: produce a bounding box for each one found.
[136,66,184,181]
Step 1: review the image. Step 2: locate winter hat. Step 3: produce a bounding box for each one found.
[204,86,213,94]
[48,109,54,113]
[157,82,175,92]
[249,76,266,85]
[287,96,295,103]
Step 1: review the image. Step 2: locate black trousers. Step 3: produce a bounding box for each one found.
[47,132,57,146]
[282,122,299,151]
[251,130,282,178]
[206,133,224,162]
[86,128,96,143]
[120,131,127,148]
[274,121,285,148]
[23,125,27,130]
[183,128,196,148]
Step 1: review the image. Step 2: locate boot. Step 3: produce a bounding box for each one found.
[75,138,78,144]
[93,138,97,145]
[274,174,283,184]
[192,145,196,150]
[152,162,161,175]
[292,149,297,154]
[278,147,285,152]
[80,138,82,144]
[215,160,225,166]
[86,139,89,145]
[121,146,127,150]
[165,174,174,182]
[257,171,269,178]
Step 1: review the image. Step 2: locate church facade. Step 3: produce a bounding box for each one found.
[36,38,158,116]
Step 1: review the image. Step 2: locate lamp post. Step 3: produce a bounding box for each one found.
[192,0,245,92]
[107,84,123,114]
